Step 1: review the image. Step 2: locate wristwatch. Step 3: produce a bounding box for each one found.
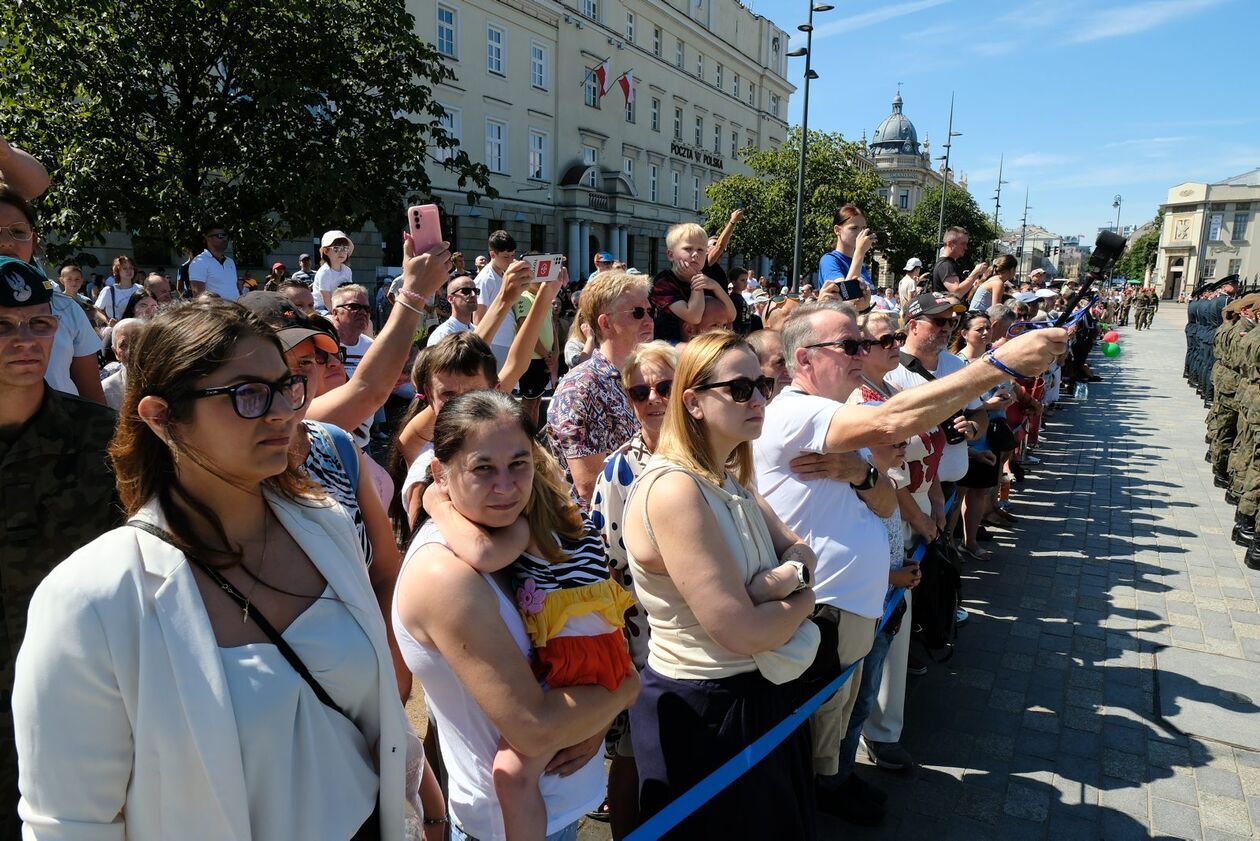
[851,462,880,492]
[785,559,811,592]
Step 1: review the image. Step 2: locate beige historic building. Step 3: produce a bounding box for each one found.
[414,0,795,277]
[1158,167,1260,299]
[862,90,945,216]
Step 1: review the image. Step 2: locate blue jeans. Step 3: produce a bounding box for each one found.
[450,820,579,841]
[836,625,895,780]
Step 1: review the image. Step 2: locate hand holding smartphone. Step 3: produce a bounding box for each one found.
[523,254,566,283]
[407,204,443,255]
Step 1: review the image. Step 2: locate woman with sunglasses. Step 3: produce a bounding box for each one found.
[0,186,106,403]
[13,299,412,839]
[623,331,821,839]
[315,230,355,313]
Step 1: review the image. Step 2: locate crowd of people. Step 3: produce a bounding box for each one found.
[0,132,1116,840]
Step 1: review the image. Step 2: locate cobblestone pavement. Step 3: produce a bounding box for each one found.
[579,304,1260,840]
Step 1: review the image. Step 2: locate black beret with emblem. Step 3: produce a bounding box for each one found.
[0,257,55,308]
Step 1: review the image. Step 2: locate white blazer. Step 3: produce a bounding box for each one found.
[13,491,408,840]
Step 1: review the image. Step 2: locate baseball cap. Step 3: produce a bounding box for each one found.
[240,291,340,353]
[903,257,923,271]
[906,292,965,319]
[320,230,354,254]
[0,257,55,308]
[1014,291,1038,304]
[298,253,311,261]
[1034,288,1058,300]
[271,262,285,272]
[596,251,615,263]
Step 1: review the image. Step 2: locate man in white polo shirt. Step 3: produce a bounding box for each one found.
[188,222,240,300]
[472,230,518,366]
[755,299,1068,825]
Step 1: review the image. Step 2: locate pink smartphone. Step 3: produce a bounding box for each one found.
[407,204,443,254]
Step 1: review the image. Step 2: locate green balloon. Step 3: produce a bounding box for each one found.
[1102,342,1121,358]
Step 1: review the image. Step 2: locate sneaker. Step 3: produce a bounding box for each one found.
[862,738,916,773]
[907,653,928,676]
[955,606,970,626]
[1025,454,1041,465]
[815,775,885,826]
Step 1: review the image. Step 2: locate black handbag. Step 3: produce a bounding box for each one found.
[985,416,1018,452]
[910,539,962,661]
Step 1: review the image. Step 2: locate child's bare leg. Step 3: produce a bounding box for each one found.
[492,736,551,841]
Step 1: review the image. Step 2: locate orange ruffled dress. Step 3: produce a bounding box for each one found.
[512,520,636,691]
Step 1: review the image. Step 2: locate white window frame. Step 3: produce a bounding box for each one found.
[486,24,505,76]
[675,38,684,68]
[899,190,910,210]
[625,11,635,42]
[649,164,659,202]
[653,26,662,56]
[673,107,683,140]
[671,171,680,207]
[692,175,701,211]
[436,4,458,58]
[1203,258,1216,279]
[527,129,548,181]
[623,157,634,180]
[530,41,548,90]
[625,95,635,123]
[733,74,740,99]
[581,0,599,21]
[696,53,704,80]
[748,82,755,106]
[651,97,661,132]
[1228,258,1242,276]
[695,115,703,147]
[583,145,599,188]
[485,118,507,173]
[770,93,780,117]
[1233,212,1249,241]
[435,104,461,162]
[730,130,738,158]
[716,64,723,90]
[584,74,600,108]
[713,123,722,154]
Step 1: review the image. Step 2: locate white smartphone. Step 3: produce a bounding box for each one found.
[524,254,565,283]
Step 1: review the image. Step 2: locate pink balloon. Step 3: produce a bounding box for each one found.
[1103,331,1120,343]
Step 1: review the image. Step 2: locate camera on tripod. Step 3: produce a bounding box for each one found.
[1087,230,1127,278]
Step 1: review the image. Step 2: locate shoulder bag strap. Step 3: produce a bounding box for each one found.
[899,350,936,381]
[126,519,350,721]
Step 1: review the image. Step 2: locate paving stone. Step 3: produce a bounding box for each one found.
[1152,796,1204,840]
[1196,767,1245,800]
[1198,793,1252,835]
[955,784,1002,825]
[1003,782,1050,822]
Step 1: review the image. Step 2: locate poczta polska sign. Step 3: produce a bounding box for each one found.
[670,140,725,171]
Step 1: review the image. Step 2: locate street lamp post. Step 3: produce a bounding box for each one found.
[1017,187,1031,279]
[787,2,833,293]
[934,93,962,259]
[1111,194,1123,285]
[991,153,1008,260]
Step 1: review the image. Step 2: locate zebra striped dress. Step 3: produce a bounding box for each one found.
[301,420,373,568]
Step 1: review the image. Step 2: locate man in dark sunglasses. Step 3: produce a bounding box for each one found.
[0,257,121,823]
[426,274,479,347]
[329,284,374,379]
[189,221,240,301]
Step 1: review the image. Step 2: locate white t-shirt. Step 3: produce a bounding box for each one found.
[426,316,474,347]
[46,292,103,396]
[93,284,137,321]
[753,387,891,618]
[342,334,373,380]
[475,263,517,350]
[884,351,981,483]
[898,274,918,305]
[315,264,353,306]
[399,443,436,514]
[188,250,239,301]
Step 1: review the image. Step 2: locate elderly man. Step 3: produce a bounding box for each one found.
[329,283,374,378]
[0,258,119,836]
[747,329,791,398]
[142,272,173,305]
[755,299,1066,825]
[101,317,141,409]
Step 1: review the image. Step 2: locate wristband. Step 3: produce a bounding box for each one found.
[423,816,449,826]
[398,288,431,305]
[395,299,425,317]
[983,351,1033,383]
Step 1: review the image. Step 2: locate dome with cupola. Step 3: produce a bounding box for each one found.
[871,91,919,157]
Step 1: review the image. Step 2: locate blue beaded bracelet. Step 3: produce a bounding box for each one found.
[982,351,1034,383]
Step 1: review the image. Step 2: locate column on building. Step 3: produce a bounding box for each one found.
[567,221,582,283]
[579,220,591,280]
[618,226,629,263]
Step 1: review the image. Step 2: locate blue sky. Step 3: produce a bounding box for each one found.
[765,0,1260,239]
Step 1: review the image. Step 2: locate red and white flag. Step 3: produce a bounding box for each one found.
[593,59,611,96]
[618,70,635,104]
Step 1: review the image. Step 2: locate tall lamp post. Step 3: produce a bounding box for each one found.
[1017,187,1032,279]
[934,93,962,258]
[990,153,1008,260]
[786,2,833,292]
[1110,194,1123,286]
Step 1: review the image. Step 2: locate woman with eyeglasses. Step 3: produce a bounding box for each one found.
[13,299,413,840]
[623,330,821,839]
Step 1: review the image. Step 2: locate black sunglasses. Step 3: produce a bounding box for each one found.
[693,375,775,403]
[185,374,307,419]
[314,347,348,365]
[917,315,959,329]
[803,338,869,358]
[335,302,371,314]
[617,306,651,320]
[626,379,673,403]
[867,331,908,350]
[208,232,229,240]
[448,286,479,297]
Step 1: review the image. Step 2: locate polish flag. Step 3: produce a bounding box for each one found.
[618,70,635,104]
[593,59,611,96]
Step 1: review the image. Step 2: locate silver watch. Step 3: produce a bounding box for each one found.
[785,559,811,592]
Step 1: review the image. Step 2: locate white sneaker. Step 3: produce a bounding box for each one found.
[955,606,970,626]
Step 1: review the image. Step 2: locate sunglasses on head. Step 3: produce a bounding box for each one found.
[626,379,673,403]
[693,375,775,403]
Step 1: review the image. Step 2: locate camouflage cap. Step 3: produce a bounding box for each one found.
[0,257,55,308]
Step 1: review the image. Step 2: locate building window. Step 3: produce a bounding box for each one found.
[675,38,684,68]
[531,224,548,253]
[730,130,738,158]
[651,98,661,132]
[733,74,740,98]
[583,145,598,188]
[716,64,723,90]
[625,12,635,42]
[585,74,600,108]
[528,130,547,180]
[581,0,599,21]
[485,119,506,173]
[770,93,780,117]
[695,116,703,146]
[748,82,755,106]
[693,175,701,211]
[673,107,682,140]
[436,4,457,58]
[649,164,659,202]
[486,25,504,75]
[899,190,910,210]
[623,157,634,181]
[696,54,704,80]
[435,106,461,161]
[1233,213,1249,241]
[1203,259,1216,279]
[1229,258,1242,276]
[625,95,635,123]
[671,171,680,207]
[713,124,721,154]
[652,26,661,56]
[530,42,547,90]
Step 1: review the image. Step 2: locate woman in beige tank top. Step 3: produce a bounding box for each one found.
[622,331,822,839]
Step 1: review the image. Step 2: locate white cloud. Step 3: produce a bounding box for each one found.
[1102,137,1190,148]
[1065,0,1231,45]
[813,0,952,40]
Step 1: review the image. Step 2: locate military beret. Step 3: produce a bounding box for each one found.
[0,256,55,308]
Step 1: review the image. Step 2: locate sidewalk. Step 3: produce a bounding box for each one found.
[833,303,1260,840]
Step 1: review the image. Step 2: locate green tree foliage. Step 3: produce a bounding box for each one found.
[908,183,1001,260]
[0,0,494,261]
[1114,211,1164,282]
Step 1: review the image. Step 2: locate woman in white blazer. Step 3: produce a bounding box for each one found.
[13,300,411,840]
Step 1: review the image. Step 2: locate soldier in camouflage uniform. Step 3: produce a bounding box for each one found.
[1225,299,1260,551]
[1207,300,1243,482]
[0,257,120,835]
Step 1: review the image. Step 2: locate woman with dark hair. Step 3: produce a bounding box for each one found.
[120,287,158,321]
[13,300,412,839]
[623,331,821,839]
[0,186,105,403]
[394,390,640,841]
[818,204,876,312]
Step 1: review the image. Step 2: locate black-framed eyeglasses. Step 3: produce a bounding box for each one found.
[866,331,908,350]
[314,347,347,365]
[335,302,371,314]
[803,338,869,358]
[448,286,479,297]
[626,379,673,403]
[616,306,651,320]
[693,375,775,403]
[207,232,229,240]
[0,312,60,338]
[185,374,307,419]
